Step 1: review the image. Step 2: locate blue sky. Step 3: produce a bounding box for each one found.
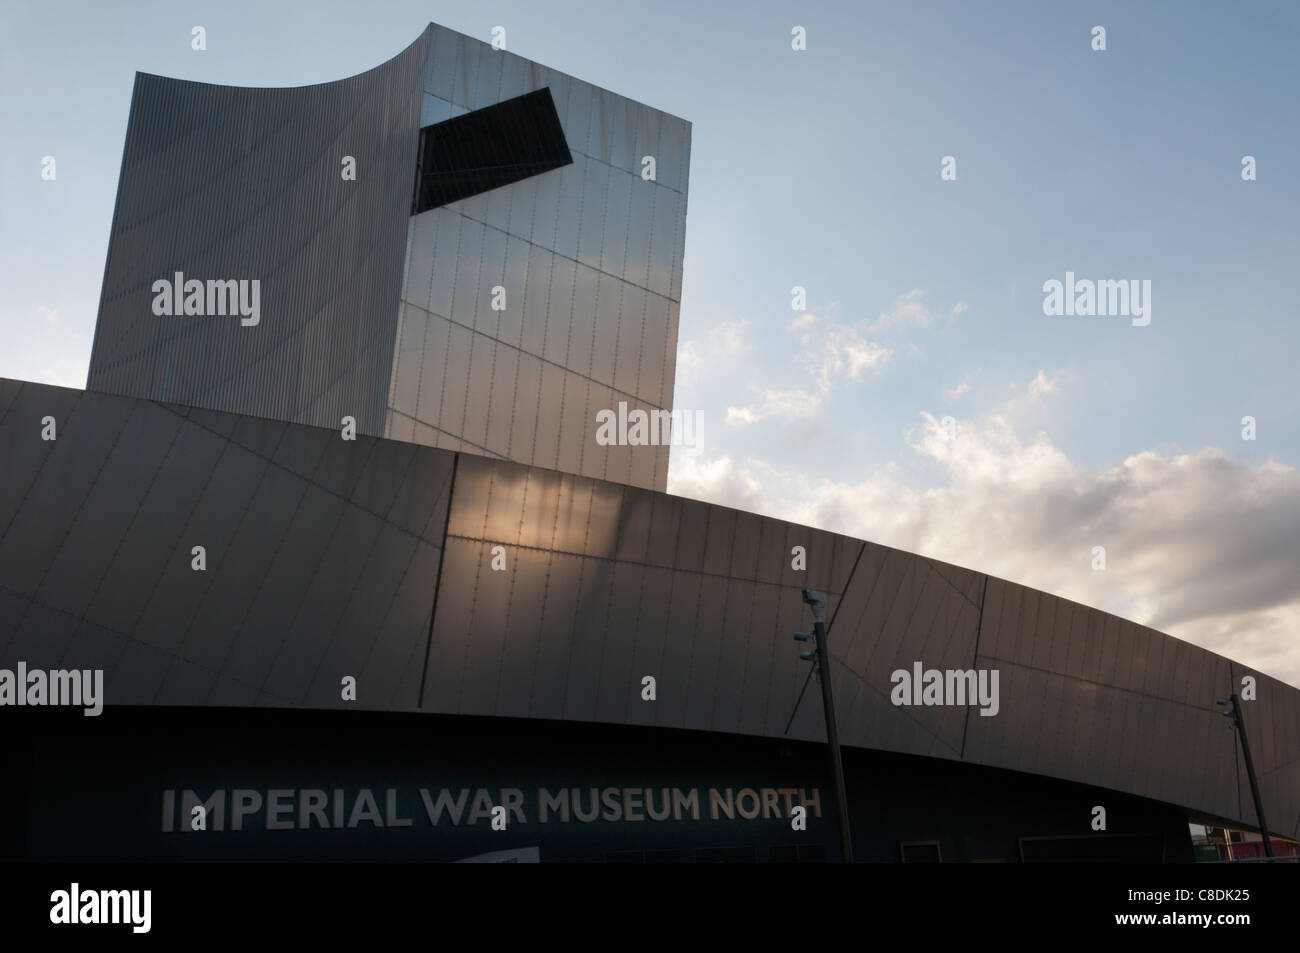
[2,1,1298,684]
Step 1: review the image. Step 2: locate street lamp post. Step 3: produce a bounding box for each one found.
[794,588,854,863]
[1217,693,1274,858]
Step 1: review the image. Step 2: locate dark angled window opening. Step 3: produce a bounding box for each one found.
[412,87,573,214]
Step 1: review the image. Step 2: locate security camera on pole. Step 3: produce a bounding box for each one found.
[794,588,854,863]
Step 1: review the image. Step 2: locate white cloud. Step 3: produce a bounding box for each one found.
[667,454,771,515]
[725,386,825,427]
[867,290,967,333]
[797,323,891,386]
[675,319,751,392]
[1026,369,1060,400]
[868,289,932,333]
[675,340,703,390]
[690,290,944,426]
[708,320,749,356]
[944,378,971,401]
[670,374,1300,687]
[725,309,892,426]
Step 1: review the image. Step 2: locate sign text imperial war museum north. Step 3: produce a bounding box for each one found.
[161,785,825,832]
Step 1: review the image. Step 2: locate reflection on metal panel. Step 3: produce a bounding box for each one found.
[1,379,454,715]
[6,367,1296,834]
[385,24,690,493]
[89,29,432,435]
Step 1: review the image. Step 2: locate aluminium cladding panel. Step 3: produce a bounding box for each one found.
[0,380,453,714]
[1229,662,1300,838]
[4,384,1299,832]
[88,28,434,436]
[824,545,985,761]
[962,577,1243,822]
[421,453,858,736]
[386,24,689,493]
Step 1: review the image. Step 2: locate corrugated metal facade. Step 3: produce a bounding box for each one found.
[2,377,1296,837]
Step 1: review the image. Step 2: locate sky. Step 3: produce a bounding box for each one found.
[1,1,1297,686]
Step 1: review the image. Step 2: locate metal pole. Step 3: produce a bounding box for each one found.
[1231,693,1274,858]
[813,617,854,863]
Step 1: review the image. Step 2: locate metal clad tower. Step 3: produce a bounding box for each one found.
[87,24,690,492]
